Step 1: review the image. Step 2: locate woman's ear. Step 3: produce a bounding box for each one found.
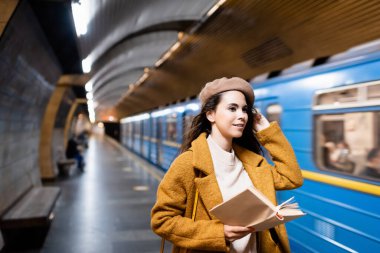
[206,111,215,123]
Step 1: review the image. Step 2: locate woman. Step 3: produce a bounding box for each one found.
[151,77,303,253]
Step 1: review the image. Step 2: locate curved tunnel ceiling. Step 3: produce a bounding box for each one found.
[74,0,219,120]
[35,0,380,121]
[78,0,217,67]
[90,31,179,109]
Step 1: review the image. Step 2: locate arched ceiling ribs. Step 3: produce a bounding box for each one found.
[93,69,143,101]
[91,20,196,73]
[88,31,180,109]
[77,0,218,69]
[90,31,179,93]
[95,94,124,107]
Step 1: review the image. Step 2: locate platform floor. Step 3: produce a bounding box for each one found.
[35,135,171,252]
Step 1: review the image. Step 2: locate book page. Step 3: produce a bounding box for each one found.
[209,188,276,227]
[210,187,306,229]
[278,208,305,217]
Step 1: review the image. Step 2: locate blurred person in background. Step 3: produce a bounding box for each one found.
[66,135,84,172]
[361,148,380,179]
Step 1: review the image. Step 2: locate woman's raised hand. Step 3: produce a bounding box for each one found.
[224,225,255,242]
[253,112,270,132]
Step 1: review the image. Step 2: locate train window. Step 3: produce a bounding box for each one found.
[368,83,380,100]
[166,114,177,142]
[316,88,358,106]
[314,81,380,109]
[315,111,380,181]
[266,104,282,124]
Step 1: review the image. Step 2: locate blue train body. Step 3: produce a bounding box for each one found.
[120,41,380,252]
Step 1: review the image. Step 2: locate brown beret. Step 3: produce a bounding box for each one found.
[199,77,254,106]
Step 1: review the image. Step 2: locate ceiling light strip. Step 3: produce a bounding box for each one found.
[155,41,181,67]
[207,0,227,17]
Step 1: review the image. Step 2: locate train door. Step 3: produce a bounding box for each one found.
[150,116,159,166]
[156,116,163,168]
[182,111,194,142]
[181,101,200,147]
[147,116,152,161]
[133,121,140,153]
[131,122,135,150]
[142,118,150,160]
[140,120,144,154]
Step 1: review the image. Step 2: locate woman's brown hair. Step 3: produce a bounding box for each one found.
[180,92,262,154]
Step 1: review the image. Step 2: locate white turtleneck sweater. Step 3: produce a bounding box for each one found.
[207,136,257,253]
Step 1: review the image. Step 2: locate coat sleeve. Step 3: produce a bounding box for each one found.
[256,121,304,190]
[151,152,229,252]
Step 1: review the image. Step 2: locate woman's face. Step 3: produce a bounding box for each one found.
[206,90,248,141]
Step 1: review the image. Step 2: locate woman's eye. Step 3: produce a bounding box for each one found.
[228,107,236,111]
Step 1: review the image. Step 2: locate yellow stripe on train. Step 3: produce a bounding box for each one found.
[302,170,380,196]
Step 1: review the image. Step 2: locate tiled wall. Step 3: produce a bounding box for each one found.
[0,1,61,215]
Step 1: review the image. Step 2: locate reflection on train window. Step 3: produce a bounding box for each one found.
[166,114,177,142]
[315,82,380,108]
[368,84,380,100]
[266,104,282,125]
[317,87,358,105]
[316,112,380,180]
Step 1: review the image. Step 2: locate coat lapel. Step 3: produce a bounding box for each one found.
[194,175,223,218]
[233,144,266,194]
[191,133,223,217]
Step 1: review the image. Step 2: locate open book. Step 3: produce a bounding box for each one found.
[209,187,306,231]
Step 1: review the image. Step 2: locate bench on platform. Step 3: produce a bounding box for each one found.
[0,186,61,250]
[57,159,76,176]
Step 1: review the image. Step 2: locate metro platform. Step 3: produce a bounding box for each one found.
[13,134,172,253]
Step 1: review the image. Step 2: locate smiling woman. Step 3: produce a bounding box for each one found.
[151,77,304,253]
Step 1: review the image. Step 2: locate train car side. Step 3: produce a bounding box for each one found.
[253,50,380,252]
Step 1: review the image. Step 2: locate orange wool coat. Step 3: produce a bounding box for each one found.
[151,122,303,253]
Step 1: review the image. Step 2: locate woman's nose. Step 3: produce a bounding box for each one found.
[238,109,247,119]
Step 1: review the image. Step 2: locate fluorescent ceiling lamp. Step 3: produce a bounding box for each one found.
[82,57,92,73]
[86,92,93,100]
[152,108,172,118]
[174,106,185,113]
[121,113,150,123]
[207,0,226,17]
[186,103,200,112]
[87,99,96,123]
[155,39,182,67]
[71,0,90,36]
[85,82,93,92]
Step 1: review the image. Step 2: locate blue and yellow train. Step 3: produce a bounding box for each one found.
[121,39,380,252]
